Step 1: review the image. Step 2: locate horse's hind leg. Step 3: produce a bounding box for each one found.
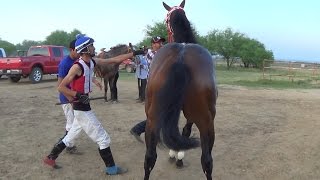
[172,122,193,168]
[144,126,158,180]
[200,120,215,180]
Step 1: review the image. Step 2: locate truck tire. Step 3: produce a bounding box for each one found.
[126,65,133,73]
[29,67,43,83]
[9,75,21,83]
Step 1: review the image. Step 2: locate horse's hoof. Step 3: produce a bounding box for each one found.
[176,160,183,168]
[168,157,176,164]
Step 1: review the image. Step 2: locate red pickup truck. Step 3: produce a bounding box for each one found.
[0,45,69,83]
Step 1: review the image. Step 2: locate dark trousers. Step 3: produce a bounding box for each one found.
[137,78,147,101]
[131,120,146,135]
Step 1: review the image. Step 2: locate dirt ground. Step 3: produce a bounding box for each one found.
[1,75,320,180]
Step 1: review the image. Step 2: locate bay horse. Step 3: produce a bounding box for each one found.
[143,0,217,180]
[94,44,131,102]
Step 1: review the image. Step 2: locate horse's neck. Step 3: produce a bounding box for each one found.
[173,31,196,43]
[171,17,196,43]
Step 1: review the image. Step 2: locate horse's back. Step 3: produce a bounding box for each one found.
[150,43,215,88]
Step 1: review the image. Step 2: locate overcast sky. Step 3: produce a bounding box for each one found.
[1,0,319,62]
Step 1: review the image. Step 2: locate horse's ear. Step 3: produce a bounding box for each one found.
[163,2,171,11]
[179,0,185,8]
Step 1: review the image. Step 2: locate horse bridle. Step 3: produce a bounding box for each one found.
[165,6,184,43]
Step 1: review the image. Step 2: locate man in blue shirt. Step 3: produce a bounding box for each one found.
[56,39,80,153]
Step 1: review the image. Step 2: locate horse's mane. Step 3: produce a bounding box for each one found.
[170,10,196,43]
[101,44,129,59]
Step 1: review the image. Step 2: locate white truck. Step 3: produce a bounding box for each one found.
[0,48,6,58]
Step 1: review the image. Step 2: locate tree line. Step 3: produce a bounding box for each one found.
[0,22,274,69]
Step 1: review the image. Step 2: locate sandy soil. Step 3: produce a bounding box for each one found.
[1,75,320,180]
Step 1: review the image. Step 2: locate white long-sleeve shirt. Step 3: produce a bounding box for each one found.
[135,55,149,79]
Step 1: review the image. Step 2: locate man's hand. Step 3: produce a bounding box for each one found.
[75,92,90,104]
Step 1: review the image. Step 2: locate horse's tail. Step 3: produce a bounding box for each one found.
[157,55,200,151]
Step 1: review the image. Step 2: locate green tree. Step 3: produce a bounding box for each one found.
[137,21,168,48]
[204,28,274,69]
[15,40,43,51]
[137,21,203,48]
[68,29,82,42]
[44,29,82,47]
[238,38,274,68]
[44,30,69,46]
[0,39,16,56]
[204,28,246,69]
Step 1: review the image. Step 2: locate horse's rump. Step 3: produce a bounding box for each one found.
[146,43,215,151]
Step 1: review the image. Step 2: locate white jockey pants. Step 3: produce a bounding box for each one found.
[62,110,111,150]
[61,104,74,132]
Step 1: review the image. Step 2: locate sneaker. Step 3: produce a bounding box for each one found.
[106,165,128,175]
[130,129,144,143]
[43,156,61,169]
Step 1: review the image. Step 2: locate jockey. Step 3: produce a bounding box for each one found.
[44,34,145,174]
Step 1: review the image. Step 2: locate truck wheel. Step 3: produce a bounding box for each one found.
[29,67,43,83]
[9,75,21,83]
[126,65,133,73]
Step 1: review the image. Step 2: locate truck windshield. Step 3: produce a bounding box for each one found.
[28,47,49,56]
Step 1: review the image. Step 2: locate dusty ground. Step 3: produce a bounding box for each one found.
[1,75,320,180]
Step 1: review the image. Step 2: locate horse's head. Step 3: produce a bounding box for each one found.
[162,0,195,43]
[105,44,131,59]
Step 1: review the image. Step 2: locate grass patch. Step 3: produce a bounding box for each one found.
[119,66,320,89]
[118,70,136,81]
[216,66,319,89]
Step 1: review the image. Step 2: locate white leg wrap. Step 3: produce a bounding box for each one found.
[169,149,177,158]
[177,151,185,160]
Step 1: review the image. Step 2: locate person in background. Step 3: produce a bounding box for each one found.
[55,39,80,154]
[130,36,165,141]
[135,47,149,103]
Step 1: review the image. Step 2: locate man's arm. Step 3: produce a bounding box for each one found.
[57,64,82,101]
[57,77,63,88]
[92,77,102,91]
[94,52,134,65]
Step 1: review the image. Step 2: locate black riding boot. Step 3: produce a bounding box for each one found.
[131,120,146,135]
[99,147,115,167]
[48,140,66,160]
[99,147,127,175]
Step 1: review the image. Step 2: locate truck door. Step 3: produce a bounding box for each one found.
[51,47,63,73]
